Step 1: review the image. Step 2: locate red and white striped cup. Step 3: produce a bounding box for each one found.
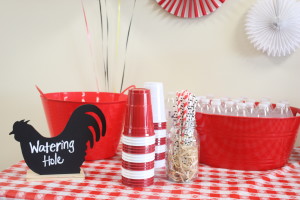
[121,88,155,187]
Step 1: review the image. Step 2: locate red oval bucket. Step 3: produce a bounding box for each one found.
[40,91,127,160]
[196,107,300,171]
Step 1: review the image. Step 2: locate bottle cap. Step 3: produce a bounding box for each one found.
[212,98,221,102]
[220,97,229,102]
[201,98,210,104]
[211,100,221,106]
[232,99,241,103]
[225,101,234,106]
[279,100,290,105]
[245,102,254,107]
[237,103,246,108]
[144,82,167,123]
[259,103,269,108]
[276,103,285,108]
[263,101,272,106]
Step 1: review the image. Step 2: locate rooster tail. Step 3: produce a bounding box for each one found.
[64,104,106,148]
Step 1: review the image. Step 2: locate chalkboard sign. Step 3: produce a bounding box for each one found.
[9,104,106,175]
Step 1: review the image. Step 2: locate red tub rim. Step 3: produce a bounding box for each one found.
[196,106,300,119]
[41,92,128,104]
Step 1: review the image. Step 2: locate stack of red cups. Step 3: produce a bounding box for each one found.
[121,88,155,187]
[144,82,167,168]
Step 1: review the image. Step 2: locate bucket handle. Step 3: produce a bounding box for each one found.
[35,85,46,98]
[291,107,300,117]
[121,85,136,95]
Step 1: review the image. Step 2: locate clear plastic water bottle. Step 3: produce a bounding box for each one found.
[166,96,175,118]
[198,98,211,114]
[224,101,235,116]
[245,102,256,117]
[212,98,221,103]
[280,101,294,117]
[220,97,229,108]
[231,99,241,111]
[263,101,273,113]
[271,103,287,118]
[236,103,249,117]
[196,96,205,111]
[283,104,293,117]
[210,100,223,115]
[257,103,271,118]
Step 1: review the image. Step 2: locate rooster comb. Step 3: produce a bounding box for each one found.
[20,119,30,124]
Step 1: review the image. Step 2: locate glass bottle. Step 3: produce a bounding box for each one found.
[166,124,199,183]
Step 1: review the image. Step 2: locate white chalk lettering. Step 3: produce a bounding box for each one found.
[50,143,55,152]
[29,140,39,153]
[28,140,75,154]
[42,153,64,167]
[69,140,75,153]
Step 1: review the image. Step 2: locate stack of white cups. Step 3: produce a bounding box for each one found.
[144,82,167,168]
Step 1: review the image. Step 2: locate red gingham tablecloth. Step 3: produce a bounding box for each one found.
[0,147,300,200]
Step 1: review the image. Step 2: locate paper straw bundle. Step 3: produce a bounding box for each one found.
[166,90,199,182]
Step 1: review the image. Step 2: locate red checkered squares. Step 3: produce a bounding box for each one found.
[0,148,299,199]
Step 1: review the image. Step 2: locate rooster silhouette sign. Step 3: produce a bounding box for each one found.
[9,104,106,175]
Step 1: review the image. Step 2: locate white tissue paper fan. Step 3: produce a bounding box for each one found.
[245,0,300,57]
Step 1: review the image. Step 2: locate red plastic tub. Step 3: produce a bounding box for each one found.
[196,107,300,171]
[40,91,127,160]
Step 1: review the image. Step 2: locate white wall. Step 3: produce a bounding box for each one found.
[0,0,299,171]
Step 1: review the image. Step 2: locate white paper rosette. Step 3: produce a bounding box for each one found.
[245,0,300,57]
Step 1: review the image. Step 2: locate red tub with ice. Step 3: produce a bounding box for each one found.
[196,107,300,171]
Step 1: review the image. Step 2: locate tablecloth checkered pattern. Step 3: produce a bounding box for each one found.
[1,147,300,200]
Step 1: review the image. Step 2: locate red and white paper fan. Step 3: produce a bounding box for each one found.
[156,0,226,18]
